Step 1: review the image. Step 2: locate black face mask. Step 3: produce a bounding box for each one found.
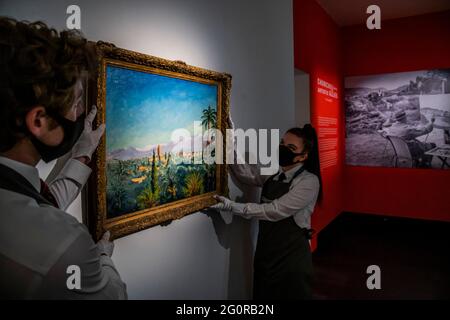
[278,144,304,167]
[30,110,85,163]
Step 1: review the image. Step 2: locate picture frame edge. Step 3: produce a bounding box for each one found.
[86,41,231,241]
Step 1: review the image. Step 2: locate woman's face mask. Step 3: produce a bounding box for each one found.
[278,144,305,167]
[278,132,308,167]
[30,110,85,163]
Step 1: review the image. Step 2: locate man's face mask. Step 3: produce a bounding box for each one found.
[30,110,85,163]
[278,144,305,167]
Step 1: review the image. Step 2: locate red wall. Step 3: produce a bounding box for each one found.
[294,2,450,235]
[342,11,450,222]
[293,0,346,245]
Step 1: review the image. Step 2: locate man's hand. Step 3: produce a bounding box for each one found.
[210,195,233,211]
[97,231,114,257]
[72,105,106,164]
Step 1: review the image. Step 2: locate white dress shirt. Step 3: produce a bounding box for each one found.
[229,156,320,229]
[0,156,127,299]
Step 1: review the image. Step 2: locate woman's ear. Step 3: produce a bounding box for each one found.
[295,152,308,163]
[303,153,309,162]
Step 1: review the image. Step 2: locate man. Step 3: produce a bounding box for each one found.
[0,18,127,299]
[381,110,435,166]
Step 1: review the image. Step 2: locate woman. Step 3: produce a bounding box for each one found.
[211,120,322,300]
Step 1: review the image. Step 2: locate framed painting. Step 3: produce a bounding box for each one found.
[86,42,231,240]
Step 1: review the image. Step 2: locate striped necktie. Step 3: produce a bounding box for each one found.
[39,179,59,208]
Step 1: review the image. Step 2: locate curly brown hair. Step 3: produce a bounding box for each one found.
[0,17,96,152]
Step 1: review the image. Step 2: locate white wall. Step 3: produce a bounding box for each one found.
[0,0,295,299]
[295,69,311,126]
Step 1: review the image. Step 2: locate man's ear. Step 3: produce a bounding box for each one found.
[25,106,48,137]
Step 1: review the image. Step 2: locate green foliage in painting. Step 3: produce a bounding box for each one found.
[183,171,205,197]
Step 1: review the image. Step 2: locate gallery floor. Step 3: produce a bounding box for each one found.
[312,212,450,299]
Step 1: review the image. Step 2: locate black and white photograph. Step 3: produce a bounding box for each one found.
[345,69,450,169]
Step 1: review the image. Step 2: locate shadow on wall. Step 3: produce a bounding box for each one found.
[202,152,261,299]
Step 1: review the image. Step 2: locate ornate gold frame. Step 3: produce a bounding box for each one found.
[86,42,231,240]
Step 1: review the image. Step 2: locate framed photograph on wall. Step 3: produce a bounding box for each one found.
[86,42,231,240]
[345,68,450,170]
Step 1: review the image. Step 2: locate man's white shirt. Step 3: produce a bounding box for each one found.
[0,156,127,299]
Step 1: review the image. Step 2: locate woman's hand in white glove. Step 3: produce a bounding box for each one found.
[72,105,106,164]
[228,114,235,130]
[97,231,114,257]
[226,115,237,162]
[210,195,233,211]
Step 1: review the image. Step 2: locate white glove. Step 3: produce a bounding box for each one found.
[227,115,236,145]
[228,115,235,130]
[226,115,238,162]
[97,231,114,257]
[210,195,234,211]
[72,105,106,161]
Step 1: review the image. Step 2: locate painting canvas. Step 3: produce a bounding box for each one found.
[105,65,218,218]
[87,43,230,239]
[345,69,450,169]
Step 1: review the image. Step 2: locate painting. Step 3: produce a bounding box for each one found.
[345,69,450,169]
[86,42,231,240]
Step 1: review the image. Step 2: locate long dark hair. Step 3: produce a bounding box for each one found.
[286,124,322,198]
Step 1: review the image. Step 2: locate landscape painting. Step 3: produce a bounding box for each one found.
[345,69,450,169]
[88,43,230,240]
[105,65,218,218]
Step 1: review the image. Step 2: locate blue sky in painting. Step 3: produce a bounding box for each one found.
[105,65,217,152]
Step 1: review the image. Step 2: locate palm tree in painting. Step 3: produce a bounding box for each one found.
[201,105,216,163]
[183,171,204,197]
